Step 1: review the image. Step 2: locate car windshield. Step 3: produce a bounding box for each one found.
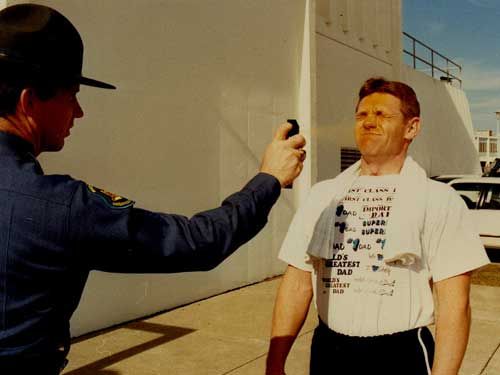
[451,183,482,209]
[435,177,456,183]
[481,185,500,210]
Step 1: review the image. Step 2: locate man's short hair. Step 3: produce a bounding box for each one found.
[356,77,420,121]
[0,62,68,117]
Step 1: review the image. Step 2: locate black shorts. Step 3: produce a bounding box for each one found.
[310,319,434,375]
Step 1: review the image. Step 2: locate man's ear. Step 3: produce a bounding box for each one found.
[404,117,421,142]
[18,88,37,116]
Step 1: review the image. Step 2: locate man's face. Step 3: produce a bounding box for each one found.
[354,93,412,160]
[35,84,84,152]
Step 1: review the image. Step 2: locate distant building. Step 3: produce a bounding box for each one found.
[474,130,498,171]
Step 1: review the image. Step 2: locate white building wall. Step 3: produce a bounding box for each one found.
[315,0,402,181]
[7,0,310,336]
[315,0,480,181]
[403,67,482,176]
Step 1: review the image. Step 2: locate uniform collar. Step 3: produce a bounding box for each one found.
[0,131,35,156]
[0,131,43,174]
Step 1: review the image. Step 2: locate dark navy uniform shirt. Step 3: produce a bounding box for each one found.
[0,132,280,367]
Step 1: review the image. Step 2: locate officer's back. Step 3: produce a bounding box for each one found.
[0,133,85,371]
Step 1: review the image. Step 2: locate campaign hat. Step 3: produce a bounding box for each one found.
[0,3,115,89]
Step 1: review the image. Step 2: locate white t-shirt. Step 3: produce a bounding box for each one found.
[279,175,490,337]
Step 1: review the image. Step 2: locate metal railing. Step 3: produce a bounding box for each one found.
[403,32,462,87]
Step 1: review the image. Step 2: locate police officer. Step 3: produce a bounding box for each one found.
[0,4,306,374]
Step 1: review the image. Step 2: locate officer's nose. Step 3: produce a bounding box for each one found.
[74,99,84,119]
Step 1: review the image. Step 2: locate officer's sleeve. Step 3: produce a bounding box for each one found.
[68,173,281,273]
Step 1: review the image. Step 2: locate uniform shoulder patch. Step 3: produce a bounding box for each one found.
[86,184,134,209]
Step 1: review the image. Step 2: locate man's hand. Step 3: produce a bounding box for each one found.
[260,123,306,188]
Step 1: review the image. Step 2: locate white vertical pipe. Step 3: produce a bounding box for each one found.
[295,0,315,207]
[390,0,403,80]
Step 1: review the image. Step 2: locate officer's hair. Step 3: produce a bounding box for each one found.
[356,77,420,121]
[0,63,72,117]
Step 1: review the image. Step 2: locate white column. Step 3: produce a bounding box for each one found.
[487,137,491,161]
[295,0,314,207]
[496,111,500,138]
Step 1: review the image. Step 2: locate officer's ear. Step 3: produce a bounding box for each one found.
[18,88,37,117]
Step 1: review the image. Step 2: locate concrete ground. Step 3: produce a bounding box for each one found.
[63,273,500,375]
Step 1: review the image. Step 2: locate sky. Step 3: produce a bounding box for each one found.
[403,0,500,132]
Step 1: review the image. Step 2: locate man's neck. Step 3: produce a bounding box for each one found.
[0,115,41,156]
[359,153,407,176]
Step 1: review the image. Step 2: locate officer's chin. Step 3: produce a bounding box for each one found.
[43,141,65,153]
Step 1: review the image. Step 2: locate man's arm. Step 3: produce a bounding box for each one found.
[266,265,313,375]
[432,272,472,375]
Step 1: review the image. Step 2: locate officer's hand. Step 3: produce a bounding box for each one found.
[260,123,306,188]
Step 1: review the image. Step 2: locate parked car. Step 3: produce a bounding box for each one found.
[431,174,481,184]
[448,177,500,261]
[483,158,500,177]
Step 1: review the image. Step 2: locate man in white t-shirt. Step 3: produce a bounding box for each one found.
[266,77,490,375]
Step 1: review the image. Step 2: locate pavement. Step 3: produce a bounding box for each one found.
[62,274,500,375]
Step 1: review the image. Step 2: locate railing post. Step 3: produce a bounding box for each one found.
[412,37,416,69]
[431,51,434,78]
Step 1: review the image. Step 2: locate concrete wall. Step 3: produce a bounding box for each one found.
[7,0,310,336]
[403,66,482,176]
[315,0,480,182]
[315,0,403,181]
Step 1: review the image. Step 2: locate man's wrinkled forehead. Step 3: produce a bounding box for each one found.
[355,93,403,114]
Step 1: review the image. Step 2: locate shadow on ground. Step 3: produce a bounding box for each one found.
[63,322,195,374]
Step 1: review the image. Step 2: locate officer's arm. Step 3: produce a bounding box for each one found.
[69,173,280,273]
[69,123,305,272]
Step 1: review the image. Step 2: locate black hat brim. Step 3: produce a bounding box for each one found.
[80,76,116,89]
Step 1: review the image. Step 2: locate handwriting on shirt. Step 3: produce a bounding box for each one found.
[321,184,398,297]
